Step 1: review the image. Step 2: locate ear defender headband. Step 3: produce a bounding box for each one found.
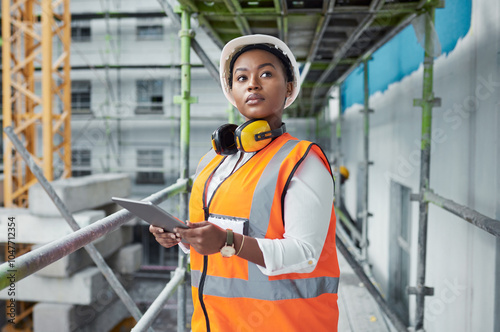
[211,119,286,156]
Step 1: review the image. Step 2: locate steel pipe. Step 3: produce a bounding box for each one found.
[0,129,189,292]
[131,268,186,332]
[424,190,500,238]
[3,126,151,327]
[361,59,371,262]
[414,8,436,331]
[310,0,386,109]
[156,0,220,85]
[175,6,196,331]
[336,208,363,244]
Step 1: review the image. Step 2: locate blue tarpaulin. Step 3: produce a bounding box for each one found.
[341,0,472,110]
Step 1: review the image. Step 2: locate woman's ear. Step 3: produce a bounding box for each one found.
[286,82,293,97]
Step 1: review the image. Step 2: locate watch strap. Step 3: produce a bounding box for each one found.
[226,229,234,246]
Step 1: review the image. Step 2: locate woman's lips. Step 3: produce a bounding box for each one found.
[246,93,264,105]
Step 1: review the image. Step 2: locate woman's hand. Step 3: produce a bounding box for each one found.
[174,221,226,255]
[149,225,181,248]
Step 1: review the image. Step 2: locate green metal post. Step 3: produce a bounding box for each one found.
[412,7,438,331]
[174,6,197,332]
[335,85,343,209]
[361,59,372,262]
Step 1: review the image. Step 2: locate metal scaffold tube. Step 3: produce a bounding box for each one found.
[1,131,190,328]
[156,0,220,85]
[0,142,187,286]
[411,7,438,331]
[3,126,175,332]
[336,85,343,200]
[360,59,372,263]
[132,268,186,332]
[423,190,500,238]
[174,5,197,332]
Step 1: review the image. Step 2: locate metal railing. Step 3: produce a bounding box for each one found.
[1,126,190,331]
[132,267,186,332]
[422,190,500,238]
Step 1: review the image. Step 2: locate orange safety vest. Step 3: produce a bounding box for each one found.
[189,133,340,332]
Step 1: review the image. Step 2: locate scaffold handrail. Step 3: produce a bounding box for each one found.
[2,125,190,330]
[0,178,189,291]
[423,189,500,238]
[335,208,363,244]
[132,267,186,332]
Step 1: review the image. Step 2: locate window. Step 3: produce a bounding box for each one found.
[71,20,91,42]
[72,149,91,177]
[135,80,163,114]
[388,180,412,325]
[71,80,91,114]
[136,149,165,185]
[136,19,163,41]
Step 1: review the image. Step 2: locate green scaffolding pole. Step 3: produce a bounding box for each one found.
[410,6,439,331]
[173,6,198,332]
[361,59,373,263]
[335,85,343,208]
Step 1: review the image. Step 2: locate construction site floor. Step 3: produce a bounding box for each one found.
[131,250,398,332]
[337,252,398,331]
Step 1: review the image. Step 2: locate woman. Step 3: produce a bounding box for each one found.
[151,34,340,331]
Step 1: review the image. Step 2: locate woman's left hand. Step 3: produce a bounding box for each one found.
[174,221,226,255]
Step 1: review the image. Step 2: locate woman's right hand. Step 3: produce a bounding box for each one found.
[149,225,181,248]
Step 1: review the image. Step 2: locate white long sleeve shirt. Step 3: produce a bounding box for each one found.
[187,148,334,276]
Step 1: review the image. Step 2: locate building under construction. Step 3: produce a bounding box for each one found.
[0,0,498,331]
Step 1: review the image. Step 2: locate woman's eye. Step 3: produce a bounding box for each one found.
[261,71,272,78]
[236,75,247,82]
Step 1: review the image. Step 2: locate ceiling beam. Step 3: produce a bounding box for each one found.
[223,0,252,35]
[309,0,386,115]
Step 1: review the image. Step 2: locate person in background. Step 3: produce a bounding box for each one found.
[335,165,361,246]
[150,34,340,332]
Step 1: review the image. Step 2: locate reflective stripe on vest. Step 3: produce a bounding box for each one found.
[193,149,217,181]
[191,270,339,301]
[248,139,300,238]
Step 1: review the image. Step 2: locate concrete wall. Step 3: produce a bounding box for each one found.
[334,1,499,330]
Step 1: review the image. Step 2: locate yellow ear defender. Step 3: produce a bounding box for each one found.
[211,119,286,155]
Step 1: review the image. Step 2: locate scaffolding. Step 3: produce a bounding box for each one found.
[2,0,72,208]
[1,0,499,331]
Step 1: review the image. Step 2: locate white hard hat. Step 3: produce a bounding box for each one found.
[219,34,300,109]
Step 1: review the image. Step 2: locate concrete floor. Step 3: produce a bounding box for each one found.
[337,252,397,332]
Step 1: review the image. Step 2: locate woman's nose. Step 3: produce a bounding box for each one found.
[247,75,261,90]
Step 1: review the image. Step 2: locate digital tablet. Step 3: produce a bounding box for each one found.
[112,197,189,233]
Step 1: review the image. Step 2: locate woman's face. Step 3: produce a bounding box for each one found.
[229,49,293,130]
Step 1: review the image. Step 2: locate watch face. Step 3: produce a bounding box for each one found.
[221,245,236,257]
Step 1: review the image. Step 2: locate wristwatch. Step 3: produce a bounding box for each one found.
[220,229,236,258]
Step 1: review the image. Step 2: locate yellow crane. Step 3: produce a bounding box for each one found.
[2,0,72,208]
